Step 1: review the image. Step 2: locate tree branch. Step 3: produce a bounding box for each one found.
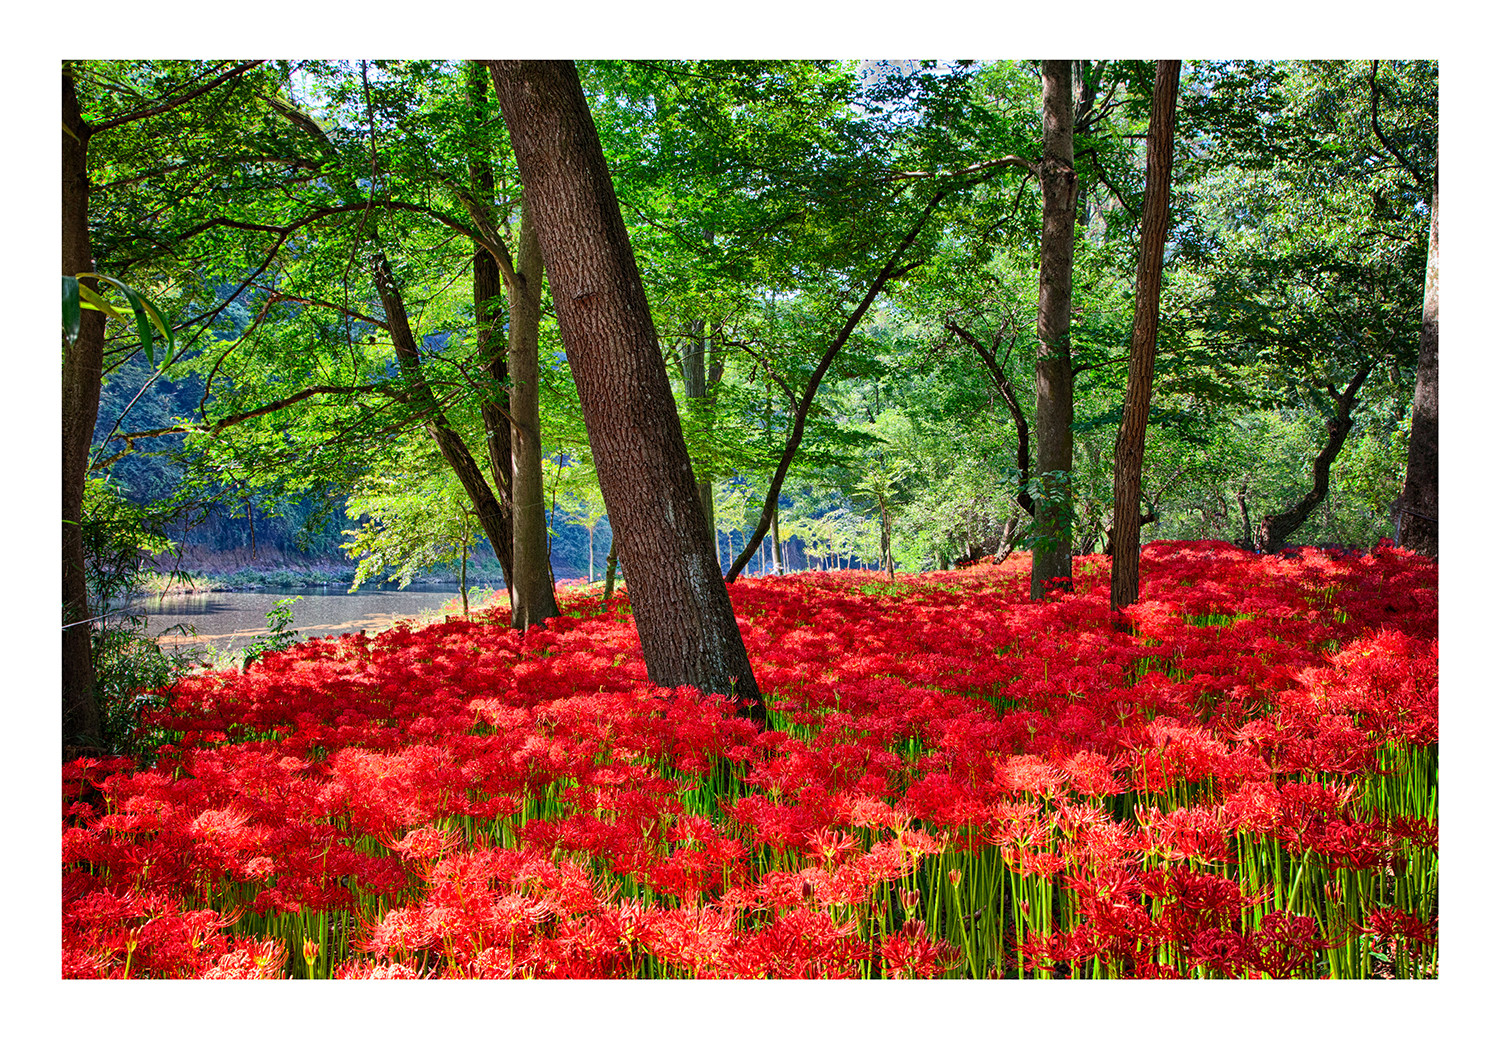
[726,191,947,581]
[946,321,1034,516]
[93,382,390,467]
[1369,61,1429,192]
[90,61,265,133]
[887,155,1036,181]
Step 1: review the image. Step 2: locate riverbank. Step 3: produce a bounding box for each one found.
[143,547,506,596]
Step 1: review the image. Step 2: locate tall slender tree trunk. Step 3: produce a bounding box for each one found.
[603,540,620,602]
[1110,61,1180,613]
[1398,162,1438,558]
[1031,60,1079,600]
[771,506,784,574]
[879,490,895,580]
[468,63,516,590]
[507,200,560,630]
[459,535,470,617]
[473,242,515,589]
[682,306,719,560]
[487,60,763,721]
[62,71,105,754]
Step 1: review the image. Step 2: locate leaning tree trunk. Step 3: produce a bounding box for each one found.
[1256,367,1373,552]
[487,60,763,721]
[507,199,561,630]
[373,253,517,585]
[1110,60,1180,613]
[1398,161,1438,558]
[62,71,106,755]
[1031,60,1079,600]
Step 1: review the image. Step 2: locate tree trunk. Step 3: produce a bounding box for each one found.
[603,540,620,602]
[62,71,106,755]
[507,199,561,630]
[372,253,517,589]
[1256,367,1373,552]
[467,66,516,590]
[682,309,720,562]
[487,60,763,720]
[1236,482,1254,549]
[1398,163,1438,558]
[879,489,895,580]
[1031,60,1079,600]
[459,536,470,617]
[995,512,1021,566]
[771,505,784,574]
[474,241,515,589]
[1110,60,1180,613]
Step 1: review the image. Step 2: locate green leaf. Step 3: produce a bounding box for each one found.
[62,276,80,344]
[76,283,125,322]
[75,273,176,367]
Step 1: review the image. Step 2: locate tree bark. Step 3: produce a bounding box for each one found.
[1031,60,1079,599]
[62,70,106,754]
[473,240,515,589]
[995,512,1021,566]
[1236,482,1254,549]
[507,200,561,630]
[1110,61,1180,612]
[1397,162,1438,558]
[1256,366,1373,552]
[879,488,895,580]
[467,63,516,590]
[486,60,763,720]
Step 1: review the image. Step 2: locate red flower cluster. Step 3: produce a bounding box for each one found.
[62,541,1437,978]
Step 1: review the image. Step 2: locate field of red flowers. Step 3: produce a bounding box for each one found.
[61,540,1437,980]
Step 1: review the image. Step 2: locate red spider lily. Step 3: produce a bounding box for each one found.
[60,544,1436,978]
[1359,907,1437,947]
[881,918,962,979]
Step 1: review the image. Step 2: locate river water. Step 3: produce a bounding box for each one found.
[136,583,507,655]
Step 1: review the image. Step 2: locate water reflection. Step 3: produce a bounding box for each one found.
[136,583,505,653]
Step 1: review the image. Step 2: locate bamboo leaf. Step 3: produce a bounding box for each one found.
[75,272,177,367]
[76,283,125,322]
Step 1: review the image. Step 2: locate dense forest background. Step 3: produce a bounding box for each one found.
[72,58,1436,589]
